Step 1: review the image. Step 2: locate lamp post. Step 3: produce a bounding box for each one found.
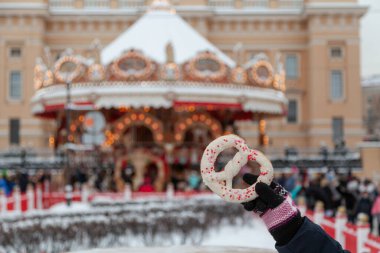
[64,80,72,184]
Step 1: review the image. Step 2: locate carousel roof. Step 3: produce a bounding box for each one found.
[31,1,287,118]
[101,7,235,67]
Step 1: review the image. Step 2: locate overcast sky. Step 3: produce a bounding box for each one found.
[359,0,380,78]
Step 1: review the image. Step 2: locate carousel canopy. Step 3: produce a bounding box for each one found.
[31,1,287,118]
[101,6,235,67]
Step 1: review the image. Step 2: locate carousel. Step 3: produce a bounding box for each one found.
[31,1,287,191]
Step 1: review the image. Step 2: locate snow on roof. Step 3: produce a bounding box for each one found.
[101,9,236,67]
[362,75,380,87]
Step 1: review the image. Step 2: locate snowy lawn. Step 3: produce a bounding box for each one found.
[202,218,276,250]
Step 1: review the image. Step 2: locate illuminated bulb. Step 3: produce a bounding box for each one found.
[131,114,137,120]
[186,119,192,125]
[124,118,131,124]
[152,123,159,130]
[263,135,269,146]
[117,123,124,130]
[200,115,206,121]
[138,114,145,120]
[259,119,266,134]
[145,118,152,124]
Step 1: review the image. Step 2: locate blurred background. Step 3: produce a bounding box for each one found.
[0,0,379,252]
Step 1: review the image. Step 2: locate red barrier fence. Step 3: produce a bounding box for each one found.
[1,187,380,253]
[0,184,213,213]
[302,203,377,253]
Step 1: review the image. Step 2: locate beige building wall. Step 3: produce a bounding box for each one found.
[0,0,367,151]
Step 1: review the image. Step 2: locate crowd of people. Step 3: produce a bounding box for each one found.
[0,169,52,196]
[275,168,380,233]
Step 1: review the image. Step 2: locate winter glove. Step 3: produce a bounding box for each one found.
[242,173,304,246]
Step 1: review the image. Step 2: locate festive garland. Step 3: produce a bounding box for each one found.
[174,112,222,143]
[108,111,164,146]
[187,52,228,82]
[161,63,180,81]
[231,66,248,84]
[33,64,45,90]
[110,50,155,81]
[249,60,274,87]
[87,63,105,82]
[54,56,85,83]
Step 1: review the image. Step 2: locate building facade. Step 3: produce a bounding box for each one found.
[362,75,380,140]
[0,0,367,152]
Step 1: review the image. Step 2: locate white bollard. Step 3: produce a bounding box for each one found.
[297,196,307,217]
[313,201,325,225]
[372,215,379,237]
[36,184,43,210]
[14,187,21,213]
[81,184,89,204]
[65,185,73,206]
[27,185,35,212]
[166,183,174,200]
[335,206,347,246]
[1,191,7,215]
[356,213,370,253]
[124,183,132,201]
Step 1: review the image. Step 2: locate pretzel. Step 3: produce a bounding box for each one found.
[200,134,274,203]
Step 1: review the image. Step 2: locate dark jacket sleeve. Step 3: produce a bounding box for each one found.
[275,217,350,253]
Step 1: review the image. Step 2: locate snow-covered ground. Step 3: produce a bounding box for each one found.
[48,201,276,251]
[49,202,91,213]
[202,219,275,250]
[48,202,275,250]
[70,219,276,253]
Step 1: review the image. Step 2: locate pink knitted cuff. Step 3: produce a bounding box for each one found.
[261,196,298,231]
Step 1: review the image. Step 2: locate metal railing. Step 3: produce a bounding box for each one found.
[118,0,146,8]
[84,0,110,8]
[48,0,303,10]
[49,0,75,8]
[208,0,235,8]
[278,0,303,9]
[242,0,269,8]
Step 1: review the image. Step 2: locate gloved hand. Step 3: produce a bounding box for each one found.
[242,173,304,246]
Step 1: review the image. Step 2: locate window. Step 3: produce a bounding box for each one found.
[9,119,20,145]
[285,54,298,79]
[287,100,298,123]
[9,71,22,100]
[332,117,344,143]
[330,47,342,58]
[10,47,21,58]
[330,70,344,100]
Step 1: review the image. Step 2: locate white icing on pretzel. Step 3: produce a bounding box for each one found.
[200,134,274,203]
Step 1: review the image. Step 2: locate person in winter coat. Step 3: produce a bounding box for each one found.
[242,173,349,253]
[354,190,373,227]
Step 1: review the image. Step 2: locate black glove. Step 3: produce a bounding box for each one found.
[242,173,304,246]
